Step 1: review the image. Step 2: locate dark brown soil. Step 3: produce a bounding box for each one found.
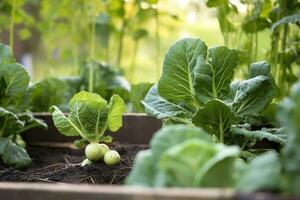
[0,144,147,185]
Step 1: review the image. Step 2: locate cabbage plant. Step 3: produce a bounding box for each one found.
[50,91,126,165]
[0,43,47,169]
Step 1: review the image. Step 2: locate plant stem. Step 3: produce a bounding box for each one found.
[155,8,160,79]
[219,114,224,143]
[116,18,127,68]
[89,16,96,92]
[279,24,288,93]
[9,0,16,55]
[129,40,139,82]
[0,117,8,138]
[90,16,96,59]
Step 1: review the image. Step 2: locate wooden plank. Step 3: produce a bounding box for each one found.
[0,183,234,200]
[22,113,162,144]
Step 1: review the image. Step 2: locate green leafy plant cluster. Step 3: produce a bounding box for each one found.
[0,43,47,169]
[50,91,126,166]
[205,0,300,96]
[126,125,283,192]
[143,38,283,156]
[127,88,300,194]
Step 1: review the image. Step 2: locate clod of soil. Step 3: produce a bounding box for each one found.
[0,144,147,185]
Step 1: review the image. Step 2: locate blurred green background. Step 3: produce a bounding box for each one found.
[0,0,271,84]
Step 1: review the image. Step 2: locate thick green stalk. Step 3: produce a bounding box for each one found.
[9,0,16,55]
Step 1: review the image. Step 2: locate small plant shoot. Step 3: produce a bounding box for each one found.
[50,91,126,165]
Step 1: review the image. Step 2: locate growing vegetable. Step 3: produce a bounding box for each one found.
[50,91,126,165]
[104,150,121,165]
[0,43,47,169]
[143,38,283,152]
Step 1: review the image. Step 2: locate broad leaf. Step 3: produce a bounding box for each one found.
[150,125,212,162]
[277,81,300,194]
[126,150,156,186]
[0,138,31,169]
[69,91,108,140]
[192,99,235,140]
[142,85,193,119]
[28,78,70,112]
[231,127,286,145]
[130,82,153,113]
[107,94,126,132]
[0,63,29,106]
[249,61,271,78]
[194,46,239,102]
[0,43,14,65]
[231,75,275,117]
[49,106,80,137]
[236,151,281,192]
[17,112,48,134]
[158,38,207,106]
[0,107,24,137]
[159,139,239,187]
[272,12,300,30]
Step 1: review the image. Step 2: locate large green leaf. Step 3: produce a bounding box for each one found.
[69,91,108,141]
[231,127,286,145]
[0,107,24,137]
[142,85,193,119]
[159,139,239,187]
[0,63,29,106]
[277,81,300,194]
[126,150,156,186]
[158,38,207,106]
[17,112,48,134]
[194,46,239,102]
[272,12,300,30]
[0,138,31,169]
[192,99,235,141]
[150,125,212,162]
[107,94,126,132]
[49,106,80,137]
[130,82,153,113]
[236,151,281,192]
[231,75,275,117]
[0,43,14,65]
[28,78,69,112]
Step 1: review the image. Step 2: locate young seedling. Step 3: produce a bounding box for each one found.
[50,91,126,166]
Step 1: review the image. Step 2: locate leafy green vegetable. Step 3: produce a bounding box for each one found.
[0,43,29,107]
[50,91,126,164]
[144,38,279,150]
[158,38,207,107]
[0,138,31,169]
[142,84,193,119]
[236,151,281,192]
[127,125,240,187]
[28,77,77,112]
[79,61,131,102]
[0,43,47,169]
[159,139,239,187]
[277,80,300,194]
[193,99,234,143]
[130,82,153,113]
[231,75,276,117]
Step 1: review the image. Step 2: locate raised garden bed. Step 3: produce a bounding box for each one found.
[0,113,298,200]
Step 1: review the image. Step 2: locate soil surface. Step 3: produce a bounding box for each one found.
[0,144,147,184]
